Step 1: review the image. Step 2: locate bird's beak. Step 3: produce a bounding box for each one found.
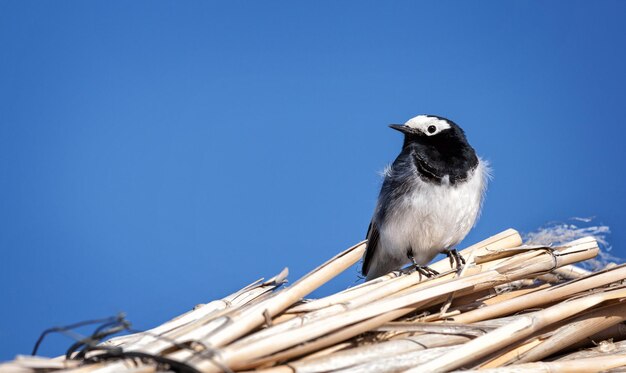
[389,124,419,135]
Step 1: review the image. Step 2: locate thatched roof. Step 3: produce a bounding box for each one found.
[3,228,626,373]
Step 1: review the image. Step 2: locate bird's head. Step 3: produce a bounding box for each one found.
[390,115,469,149]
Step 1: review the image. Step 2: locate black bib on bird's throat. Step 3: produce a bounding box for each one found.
[404,128,478,185]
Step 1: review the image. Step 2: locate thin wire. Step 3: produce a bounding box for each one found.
[123,328,235,373]
[83,350,202,373]
[33,314,234,373]
[32,314,124,356]
[67,323,129,360]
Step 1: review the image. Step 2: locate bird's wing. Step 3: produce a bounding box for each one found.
[361,220,380,276]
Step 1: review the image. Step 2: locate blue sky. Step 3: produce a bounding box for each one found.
[1,1,625,359]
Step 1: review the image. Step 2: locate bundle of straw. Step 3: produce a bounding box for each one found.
[3,228,626,373]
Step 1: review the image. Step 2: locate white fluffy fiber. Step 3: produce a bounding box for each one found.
[524,218,617,270]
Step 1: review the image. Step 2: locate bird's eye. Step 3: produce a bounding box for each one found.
[427,125,437,134]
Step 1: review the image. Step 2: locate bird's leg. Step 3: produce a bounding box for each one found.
[407,249,439,277]
[443,248,466,271]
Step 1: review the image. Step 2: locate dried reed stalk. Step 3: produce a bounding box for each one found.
[203,236,598,371]
[553,339,626,361]
[105,269,289,354]
[408,286,626,372]
[220,230,523,362]
[246,241,597,368]
[291,334,473,373]
[200,241,366,347]
[5,229,624,373]
[463,353,626,373]
[288,228,522,314]
[452,262,626,324]
[512,300,626,364]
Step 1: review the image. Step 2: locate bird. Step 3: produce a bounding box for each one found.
[362,115,489,281]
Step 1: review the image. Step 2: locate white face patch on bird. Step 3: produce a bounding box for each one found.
[389,115,452,136]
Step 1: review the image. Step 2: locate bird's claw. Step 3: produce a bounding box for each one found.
[444,249,466,272]
[406,249,439,278]
[412,264,439,278]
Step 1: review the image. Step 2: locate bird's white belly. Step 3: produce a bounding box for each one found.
[378,163,486,266]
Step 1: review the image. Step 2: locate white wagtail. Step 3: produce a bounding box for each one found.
[362,115,489,281]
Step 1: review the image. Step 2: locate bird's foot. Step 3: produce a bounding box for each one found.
[407,250,439,278]
[412,264,440,278]
[444,248,466,272]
